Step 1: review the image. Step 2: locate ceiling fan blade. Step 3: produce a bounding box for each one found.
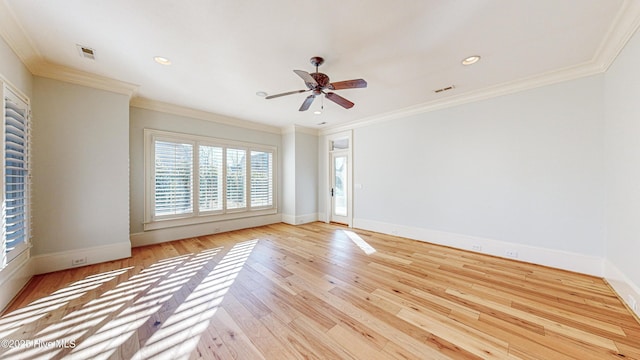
[328,79,367,90]
[299,95,316,111]
[294,70,318,88]
[325,92,354,109]
[265,89,307,99]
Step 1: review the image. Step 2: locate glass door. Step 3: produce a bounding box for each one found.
[331,151,349,224]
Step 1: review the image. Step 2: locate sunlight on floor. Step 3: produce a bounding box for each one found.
[0,240,258,360]
[0,268,132,341]
[343,230,376,255]
[132,240,257,360]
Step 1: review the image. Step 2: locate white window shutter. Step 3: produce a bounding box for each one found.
[143,129,276,231]
[250,150,273,208]
[199,145,223,212]
[226,148,246,210]
[2,85,31,266]
[154,140,193,217]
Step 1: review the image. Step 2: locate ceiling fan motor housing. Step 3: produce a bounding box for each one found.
[310,72,330,89]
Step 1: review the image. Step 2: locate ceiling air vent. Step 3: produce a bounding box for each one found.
[76,45,96,60]
[434,85,455,94]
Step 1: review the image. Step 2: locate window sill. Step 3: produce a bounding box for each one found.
[143,208,278,231]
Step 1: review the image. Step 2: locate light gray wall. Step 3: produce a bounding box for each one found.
[295,131,318,217]
[0,35,32,98]
[280,127,318,222]
[348,74,605,256]
[281,131,296,217]
[129,106,282,234]
[31,76,130,255]
[604,27,640,291]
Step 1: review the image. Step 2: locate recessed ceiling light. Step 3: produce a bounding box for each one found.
[314,110,322,115]
[154,56,172,65]
[462,55,481,66]
[256,91,268,97]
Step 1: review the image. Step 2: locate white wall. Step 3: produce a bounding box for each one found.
[129,106,282,245]
[603,26,640,315]
[31,77,131,272]
[324,74,607,274]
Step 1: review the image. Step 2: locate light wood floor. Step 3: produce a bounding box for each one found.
[1,222,639,360]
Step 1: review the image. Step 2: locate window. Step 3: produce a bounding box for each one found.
[226,148,246,210]
[154,140,193,217]
[199,145,223,212]
[250,150,273,208]
[145,130,276,230]
[2,82,31,268]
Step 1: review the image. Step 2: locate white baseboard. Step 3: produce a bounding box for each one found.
[281,213,319,225]
[353,218,604,276]
[0,250,34,313]
[604,260,640,319]
[131,214,282,247]
[31,241,132,275]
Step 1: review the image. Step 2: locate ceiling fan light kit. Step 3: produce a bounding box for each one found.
[266,56,367,112]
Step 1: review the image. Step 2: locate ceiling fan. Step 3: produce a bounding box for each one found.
[266,56,367,111]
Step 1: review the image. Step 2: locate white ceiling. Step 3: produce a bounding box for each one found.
[2,0,640,130]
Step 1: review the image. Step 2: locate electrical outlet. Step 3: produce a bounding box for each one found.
[72,257,87,266]
[471,245,482,252]
[628,295,638,311]
[505,250,518,258]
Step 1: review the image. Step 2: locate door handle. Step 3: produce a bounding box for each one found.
[331,188,334,197]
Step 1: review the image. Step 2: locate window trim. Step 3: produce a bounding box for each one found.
[1,79,31,269]
[144,129,277,231]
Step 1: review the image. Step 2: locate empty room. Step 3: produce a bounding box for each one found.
[1,0,639,359]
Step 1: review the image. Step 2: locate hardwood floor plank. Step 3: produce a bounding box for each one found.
[445,288,619,351]
[1,222,638,359]
[207,308,267,360]
[326,323,389,359]
[287,316,357,359]
[221,293,298,360]
[475,311,613,360]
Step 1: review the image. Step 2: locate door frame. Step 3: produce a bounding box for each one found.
[325,131,353,227]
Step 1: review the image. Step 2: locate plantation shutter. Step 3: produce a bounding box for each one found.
[250,150,273,208]
[143,129,276,231]
[199,145,223,212]
[3,86,30,265]
[226,148,246,209]
[154,140,193,217]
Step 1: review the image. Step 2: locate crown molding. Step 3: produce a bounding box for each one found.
[130,97,282,134]
[0,0,41,72]
[593,0,640,71]
[280,124,319,136]
[322,0,640,135]
[322,60,604,135]
[4,0,640,135]
[33,62,138,97]
[1,1,138,97]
